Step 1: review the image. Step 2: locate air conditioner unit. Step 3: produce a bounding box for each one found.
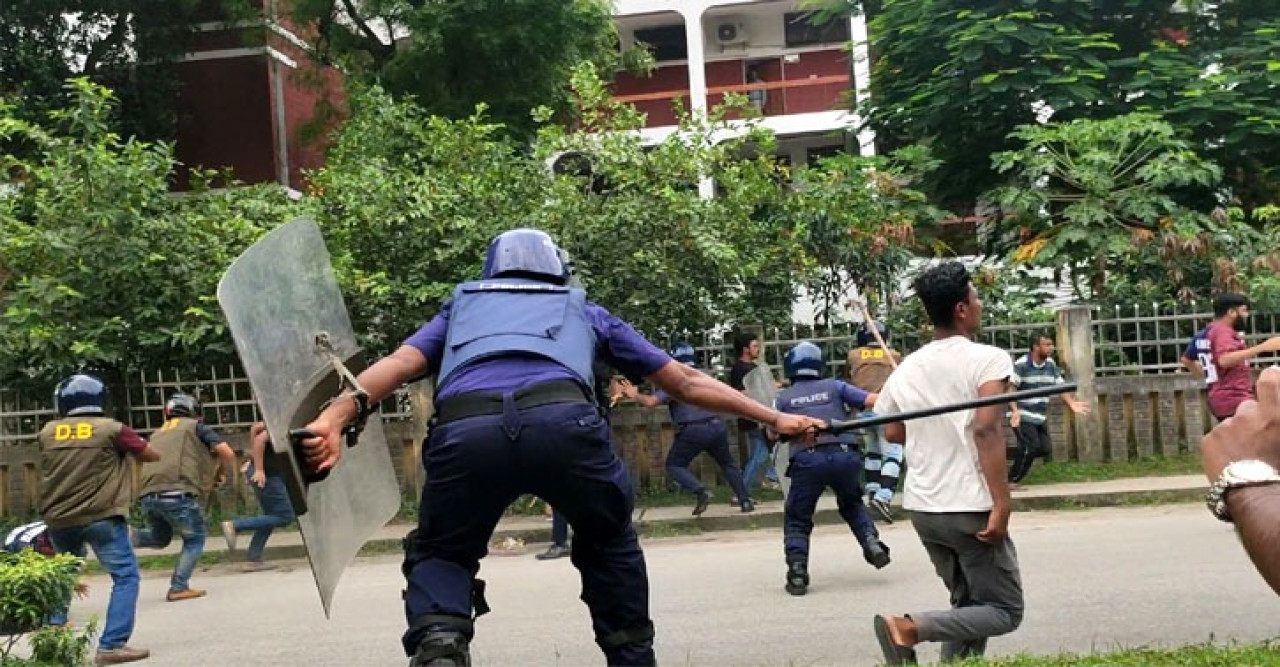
[715,21,748,46]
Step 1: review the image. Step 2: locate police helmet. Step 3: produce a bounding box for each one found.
[784,342,824,379]
[670,342,697,366]
[481,229,568,285]
[55,374,108,417]
[164,393,202,419]
[856,321,889,348]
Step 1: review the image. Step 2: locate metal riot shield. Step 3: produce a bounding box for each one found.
[216,217,400,617]
[742,364,787,497]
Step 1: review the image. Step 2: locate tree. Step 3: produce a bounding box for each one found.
[809,0,1278,214]
[783,146,945,324]
[986,113,1221,301]
[0,1,246,142]
[0,80,298,388]
[290,0,619,139]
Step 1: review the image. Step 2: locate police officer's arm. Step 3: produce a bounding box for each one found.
[213,442,237,481]
[645,361,823,436]
[302,344,429,470]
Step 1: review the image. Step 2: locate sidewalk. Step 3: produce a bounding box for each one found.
[130,474,1208,565]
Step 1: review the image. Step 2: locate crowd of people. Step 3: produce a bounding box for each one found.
[14,227,1280,667]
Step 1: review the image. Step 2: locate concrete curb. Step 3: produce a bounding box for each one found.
[209,485,1206,567]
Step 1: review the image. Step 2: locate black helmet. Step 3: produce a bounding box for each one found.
[164,393,202,419]
[55,375,107,417]
[857,321,889,348]
[481,229,568,285]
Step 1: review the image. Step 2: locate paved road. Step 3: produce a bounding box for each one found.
[63,504,1276,665]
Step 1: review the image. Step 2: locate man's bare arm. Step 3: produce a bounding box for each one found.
[974,379,1013,542]
[1227,486,1280,595]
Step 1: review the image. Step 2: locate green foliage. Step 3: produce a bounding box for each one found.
[0,550,80,635]
[0,1,252,143]
[955,639,1280,666]
[986,113,1221,300]
[23,623,97,667]
[291,0,619,140]
[784,146,945,324]
[810,0,1279,214]
[0,80,299,388]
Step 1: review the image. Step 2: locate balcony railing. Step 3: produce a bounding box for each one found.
[613,75,851,126]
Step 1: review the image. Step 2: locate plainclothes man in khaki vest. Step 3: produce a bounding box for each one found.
[38,374,159,665]
[847,321,904,523]
[133,393,236,601]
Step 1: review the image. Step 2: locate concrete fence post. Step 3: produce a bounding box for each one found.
[1056,306,1104,461]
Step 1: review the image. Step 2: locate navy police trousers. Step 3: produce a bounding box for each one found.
[402,401,654,665]
[664,419,750,502]
[784,445,879,559]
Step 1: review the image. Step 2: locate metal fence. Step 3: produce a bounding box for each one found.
[5,301,1280,443]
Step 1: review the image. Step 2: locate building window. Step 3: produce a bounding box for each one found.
[783,12,851,48]
[633,25,688,62]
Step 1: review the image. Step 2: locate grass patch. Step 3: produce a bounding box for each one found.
[638,522,703,539]
[83,551,232,575]
[956,639,1279,666]
[1021,453,1202,485]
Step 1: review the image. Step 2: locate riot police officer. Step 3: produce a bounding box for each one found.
[774,342,891,596]
[298,229,823,667]
[622,343,755,515]
[847,322,904,522]
[37,374,159,665]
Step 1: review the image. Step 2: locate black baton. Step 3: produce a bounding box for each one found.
[824,383,1078,433]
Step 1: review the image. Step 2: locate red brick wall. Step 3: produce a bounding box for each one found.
[173,56,276,189]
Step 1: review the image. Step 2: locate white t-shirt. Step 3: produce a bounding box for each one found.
[874,336,1014,512]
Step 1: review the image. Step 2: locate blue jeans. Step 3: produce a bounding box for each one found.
[742,429,778,490]
[402,401,653,665]
[135,494,206,592]
[232,464,296,562]
[47,517,139,650]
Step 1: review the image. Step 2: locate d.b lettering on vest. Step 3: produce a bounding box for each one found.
[776,379,857,446]
[437,279,597,391]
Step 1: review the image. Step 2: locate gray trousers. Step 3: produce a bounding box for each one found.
[907,511,1024,661]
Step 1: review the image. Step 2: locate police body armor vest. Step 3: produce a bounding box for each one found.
[667,368,722,425]
[37,416,132,529]
[776,378,857,445]
[140,417,215,497]
[437,278,597,393]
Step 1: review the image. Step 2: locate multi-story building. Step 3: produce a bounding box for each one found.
[610,0,872,170]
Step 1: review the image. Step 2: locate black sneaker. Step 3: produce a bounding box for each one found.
[692,490,712,516]
[740,498,756,513]
[870,497,894,524]
[535,544,569,560]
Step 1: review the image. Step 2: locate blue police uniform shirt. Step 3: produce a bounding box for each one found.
[652,387,722,425]
[404,300,671,400]
[774,379,870,413]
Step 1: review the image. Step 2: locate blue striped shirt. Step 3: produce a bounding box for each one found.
[1010,355,1065,424]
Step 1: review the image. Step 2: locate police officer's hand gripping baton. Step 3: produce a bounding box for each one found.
[823,383,1078,433]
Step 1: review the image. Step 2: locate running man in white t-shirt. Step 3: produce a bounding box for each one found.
[869,261,1024,664]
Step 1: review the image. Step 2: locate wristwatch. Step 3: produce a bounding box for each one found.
[1205,459,1280,522]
